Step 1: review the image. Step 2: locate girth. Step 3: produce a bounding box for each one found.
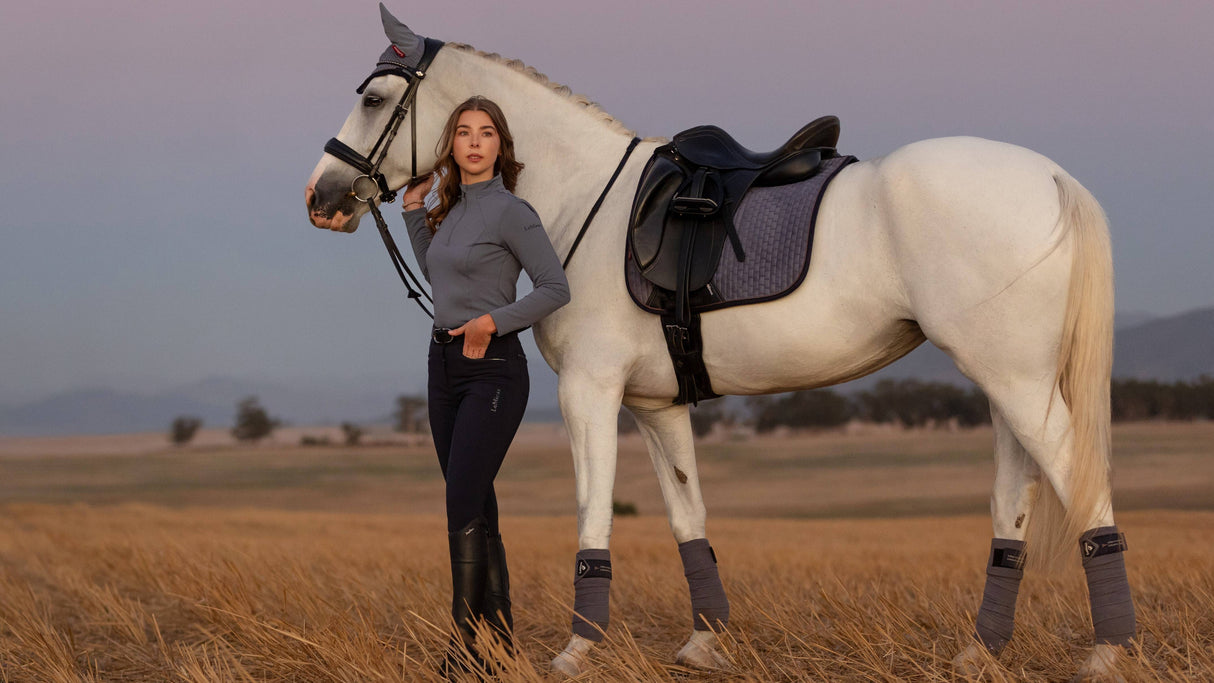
[627,116,843,404]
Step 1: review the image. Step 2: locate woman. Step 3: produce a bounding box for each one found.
[401,96,570,662]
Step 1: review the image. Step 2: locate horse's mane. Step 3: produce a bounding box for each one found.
[447,43,663,142]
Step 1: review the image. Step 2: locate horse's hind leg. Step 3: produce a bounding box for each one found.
[968,375,1134,679]
[953,406,1040,674]
[628,400,730,669]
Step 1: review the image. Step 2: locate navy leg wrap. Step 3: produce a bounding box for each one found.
[678,539,729,631]
[572,549,611,641]
[975,538,1025,655]
[1080,526,1136,646]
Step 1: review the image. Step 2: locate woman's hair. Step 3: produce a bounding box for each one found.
[423,95,524,232]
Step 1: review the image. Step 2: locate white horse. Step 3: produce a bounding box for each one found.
[306,9,1134,680]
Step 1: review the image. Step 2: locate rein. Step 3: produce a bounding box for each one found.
[563,136,641,270]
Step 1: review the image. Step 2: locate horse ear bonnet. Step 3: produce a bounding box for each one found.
[357,3,428,93]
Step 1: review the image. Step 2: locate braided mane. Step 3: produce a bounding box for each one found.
[447,43,662,141]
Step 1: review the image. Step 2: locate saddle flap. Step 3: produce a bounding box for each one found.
[629,154,686,271]
[630,154,730,292]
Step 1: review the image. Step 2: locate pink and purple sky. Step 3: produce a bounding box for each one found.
[1,1,1211,408]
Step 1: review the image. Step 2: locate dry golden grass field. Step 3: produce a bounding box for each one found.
[1,421,1212,681]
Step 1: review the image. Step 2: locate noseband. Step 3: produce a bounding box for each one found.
[322,37,444,319]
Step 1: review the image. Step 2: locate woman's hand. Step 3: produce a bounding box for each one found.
[401,173,435,211]
[450,314,497,358]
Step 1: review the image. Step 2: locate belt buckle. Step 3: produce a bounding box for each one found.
[433,328,453,344]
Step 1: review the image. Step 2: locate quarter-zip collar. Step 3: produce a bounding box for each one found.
[460,174,504,200]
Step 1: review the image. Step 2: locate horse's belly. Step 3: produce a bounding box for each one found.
[699,303,925,394]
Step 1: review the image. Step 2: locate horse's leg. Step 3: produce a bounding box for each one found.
[628,400,730,669]
[953,406,1041,675]
[551,370,623,676]
[930,172,1132,679]
[984,381,1133,680]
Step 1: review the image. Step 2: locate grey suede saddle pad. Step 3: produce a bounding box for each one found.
[625,155,855,314]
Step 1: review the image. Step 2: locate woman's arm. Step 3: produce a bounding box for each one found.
[490,202,571,334]
[400,176,435,282]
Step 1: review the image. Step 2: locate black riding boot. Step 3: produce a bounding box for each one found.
[443,518,488,676]
[482,533,514,653]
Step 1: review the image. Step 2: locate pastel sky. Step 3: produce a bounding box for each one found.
[1,1,1211,406]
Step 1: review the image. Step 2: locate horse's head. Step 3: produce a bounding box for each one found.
[306,4,448,233]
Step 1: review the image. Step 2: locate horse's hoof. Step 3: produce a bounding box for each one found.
[951,642,997,678]
[551,634,595,677]
[675,630,729,670]
[1071,644,1127,683]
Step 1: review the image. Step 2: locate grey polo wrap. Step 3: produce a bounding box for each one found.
[1080,526,1136,646]
[975,538,1026,654]
[679,538,729,631]
[572,549,611,641]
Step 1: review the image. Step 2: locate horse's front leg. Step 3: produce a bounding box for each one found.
[551,369,623,676]
[628,399,730,669]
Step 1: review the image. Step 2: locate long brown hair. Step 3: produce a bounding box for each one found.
[423,96,524,232]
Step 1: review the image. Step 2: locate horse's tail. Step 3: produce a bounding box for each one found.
[1025,173,1115,573]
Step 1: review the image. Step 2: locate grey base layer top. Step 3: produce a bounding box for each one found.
[404,175,570,335]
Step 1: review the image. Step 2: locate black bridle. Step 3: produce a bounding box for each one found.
[323,37,445,319]
[322,37,642,321]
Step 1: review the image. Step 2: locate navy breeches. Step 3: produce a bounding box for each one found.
[428,332,529,533]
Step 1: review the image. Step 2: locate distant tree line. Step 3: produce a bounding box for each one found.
[684,376,1214,435]
[744,379,992,433]
[1111,376,1214,421]
[166,375,1214,445]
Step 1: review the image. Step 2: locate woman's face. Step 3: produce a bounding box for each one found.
[452,109,501,184]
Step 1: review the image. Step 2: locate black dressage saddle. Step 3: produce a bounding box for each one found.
[627,115,842,404]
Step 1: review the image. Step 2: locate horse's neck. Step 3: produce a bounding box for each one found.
[439,49,638,254]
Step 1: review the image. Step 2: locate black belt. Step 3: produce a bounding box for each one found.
[433,328,518,345]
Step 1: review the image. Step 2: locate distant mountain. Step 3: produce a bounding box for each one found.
[0,388,223,437]
[2,308,1209,437]
[0,359,558,438]
[1115,310,1158,330]
[840,306,1213,392]
[1113,306,1214,381]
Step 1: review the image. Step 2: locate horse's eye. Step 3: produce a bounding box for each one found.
[363,95,384,108]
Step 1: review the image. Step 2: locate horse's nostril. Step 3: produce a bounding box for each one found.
[305,185,316,210]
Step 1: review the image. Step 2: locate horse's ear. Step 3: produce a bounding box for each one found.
[379,3,424,59]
